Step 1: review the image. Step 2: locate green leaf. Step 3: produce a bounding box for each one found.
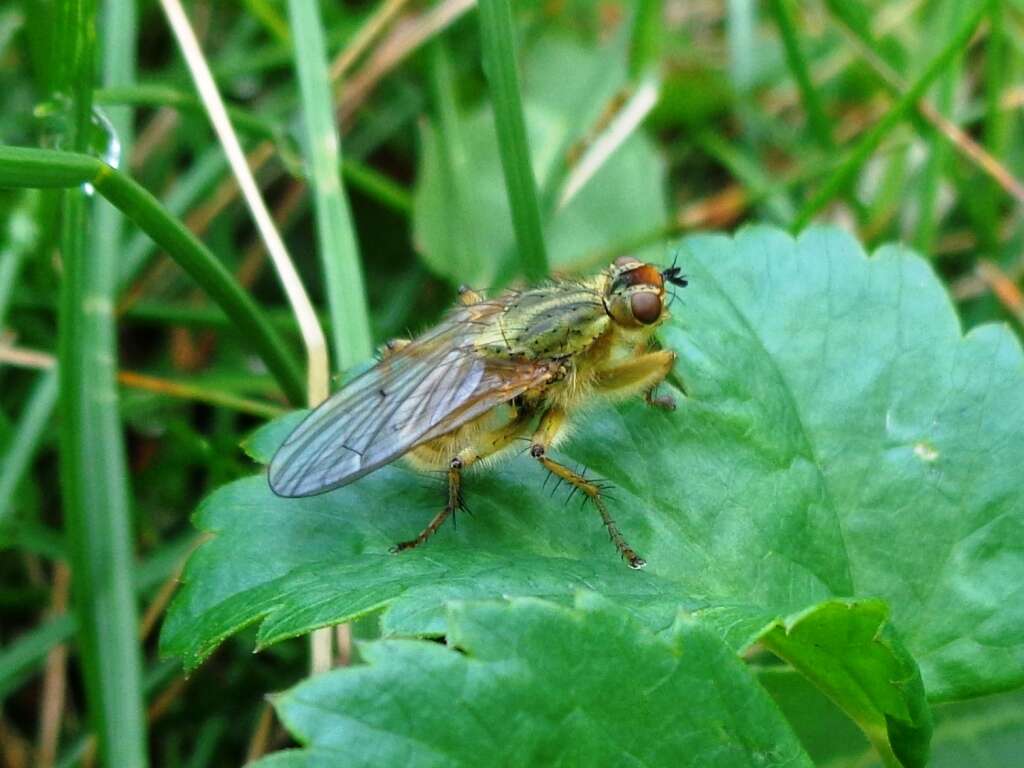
[413,34,667,287]
[162,226,1024,716]
[252,594,813,767]
[761,670,1024,767]
[756,600,932,767]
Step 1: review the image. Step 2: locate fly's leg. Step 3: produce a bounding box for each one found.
[390,457,464,553]
[529,408,646,570]
[391,408,534,554]
[594,350,677,410]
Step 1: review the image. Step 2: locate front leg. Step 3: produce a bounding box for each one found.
[593,350,677,409]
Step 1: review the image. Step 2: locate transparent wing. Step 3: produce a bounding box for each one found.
[268,304,552,497]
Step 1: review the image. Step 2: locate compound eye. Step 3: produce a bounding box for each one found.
[630,292,662,324]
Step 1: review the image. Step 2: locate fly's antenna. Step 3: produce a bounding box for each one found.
[661,250,689,289]
[662,251,688,307]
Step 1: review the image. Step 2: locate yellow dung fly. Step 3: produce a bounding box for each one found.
[269,257,687,569]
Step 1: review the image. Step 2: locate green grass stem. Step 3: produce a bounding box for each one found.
[793,2,988,230]
[913,0,966,253]
[0,145,306,403]
[981,2,1010,244]
[767,0,834,149]
[428,39,478,279]
[477,0,548,280]
[287,0,373,369]
[0,370,58,523]
[54,0,147,763]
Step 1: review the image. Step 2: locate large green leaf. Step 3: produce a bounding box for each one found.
[251,594,813,768]
[413,34,667,287]
[162,226,1024,716]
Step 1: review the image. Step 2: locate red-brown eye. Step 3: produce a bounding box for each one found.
[630,292,661,324]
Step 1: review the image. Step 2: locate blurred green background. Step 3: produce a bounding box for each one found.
[1,0,1022,765]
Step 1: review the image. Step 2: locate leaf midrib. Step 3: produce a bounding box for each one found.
[695,256,855,598]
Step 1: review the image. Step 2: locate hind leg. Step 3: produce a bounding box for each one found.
[528,408,646,569]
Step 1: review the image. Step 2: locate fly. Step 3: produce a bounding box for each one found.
[268,257,687,569]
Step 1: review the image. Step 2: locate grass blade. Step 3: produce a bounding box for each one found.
[340,158,412,215]
[0,614,77,703]
[630,0,663,77]
[427,38,479,279]
[158,0,327,407]
[0,192,38,323]
[0,369,58,523]
[727,0,757,93]
[823,0,1024,209]
[980,1,1010,246]
[287,0,373,370]
[54,0,147,763]
[913,0,966,253]
[767,0,834,149]
[793,1,988,230]
[695,130,796,224]
[477,0,548,280]
[119,147,228,285]
[96,84,283,142]
[287,0,378,671]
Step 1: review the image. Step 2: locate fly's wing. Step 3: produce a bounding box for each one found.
[268,304,553,497]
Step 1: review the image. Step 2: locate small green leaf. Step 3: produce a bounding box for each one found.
[756,599,932,767]
[252,595,813,767]
[240,409,305,463]
[163,226,1024,720]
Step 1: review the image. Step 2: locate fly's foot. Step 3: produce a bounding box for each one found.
[644,387,676,411]
[623,549,647,570]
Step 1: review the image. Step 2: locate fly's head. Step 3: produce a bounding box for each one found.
[603,255,688,329]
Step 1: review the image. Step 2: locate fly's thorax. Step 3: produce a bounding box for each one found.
[475,283,609,360]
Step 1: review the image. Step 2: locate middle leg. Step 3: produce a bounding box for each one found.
[390,456,465,553]
[391,409,533,554]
